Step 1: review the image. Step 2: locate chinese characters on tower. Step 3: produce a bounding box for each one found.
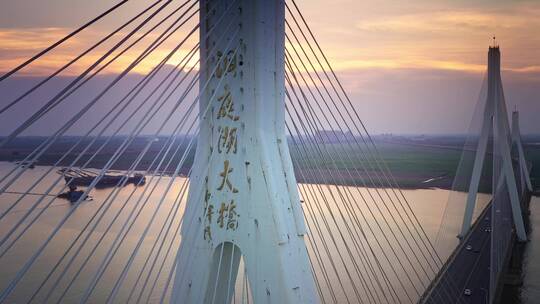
[203,44,241,241]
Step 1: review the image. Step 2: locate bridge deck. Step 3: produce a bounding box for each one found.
[423,201,493,304]
[422,187,531,304]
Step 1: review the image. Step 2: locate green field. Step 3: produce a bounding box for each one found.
[289,136,540,191]
[1,135,539,191]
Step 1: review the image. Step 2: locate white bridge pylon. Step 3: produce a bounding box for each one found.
[512,110,533,194]
[172,0,318,303]
[460,46,527,241]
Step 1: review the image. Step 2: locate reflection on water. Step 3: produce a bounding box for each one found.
[0,163,185,303]
[298,181,490,303]
[0,163,537,303]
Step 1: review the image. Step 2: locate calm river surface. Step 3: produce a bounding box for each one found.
[0,163,537,303]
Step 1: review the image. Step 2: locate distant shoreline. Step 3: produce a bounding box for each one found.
[0,160,455,192]
[1,135,537,192]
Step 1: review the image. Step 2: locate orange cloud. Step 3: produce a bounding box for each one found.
[0,28,85,50]
[0,26,199,76]
[1,2,540,77]
[288,1,540,74]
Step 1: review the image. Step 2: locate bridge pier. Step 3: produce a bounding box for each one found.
[498,190,533,303]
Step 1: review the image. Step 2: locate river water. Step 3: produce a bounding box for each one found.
[0,163,537,303]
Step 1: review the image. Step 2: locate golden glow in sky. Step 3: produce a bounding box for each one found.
[0,0,538,134]
[0,0,539,76]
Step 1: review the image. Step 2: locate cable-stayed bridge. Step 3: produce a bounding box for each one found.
[0,1,533,303]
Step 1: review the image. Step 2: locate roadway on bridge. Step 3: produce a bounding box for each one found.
[424,203,492,304]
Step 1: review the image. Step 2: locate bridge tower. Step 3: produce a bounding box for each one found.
[511,110,533,194]
[171,0,318,303]
[459,46,527,241]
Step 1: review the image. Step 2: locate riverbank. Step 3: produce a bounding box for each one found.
[1,135,539,191]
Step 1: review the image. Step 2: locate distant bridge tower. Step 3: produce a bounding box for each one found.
[171,0,318,303]
[511,110,533,194]
[459,46,527,241]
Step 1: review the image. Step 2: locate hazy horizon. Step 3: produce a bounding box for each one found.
[0,0,538,134]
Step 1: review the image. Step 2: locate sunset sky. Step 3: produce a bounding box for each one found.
[0,0,539,134]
